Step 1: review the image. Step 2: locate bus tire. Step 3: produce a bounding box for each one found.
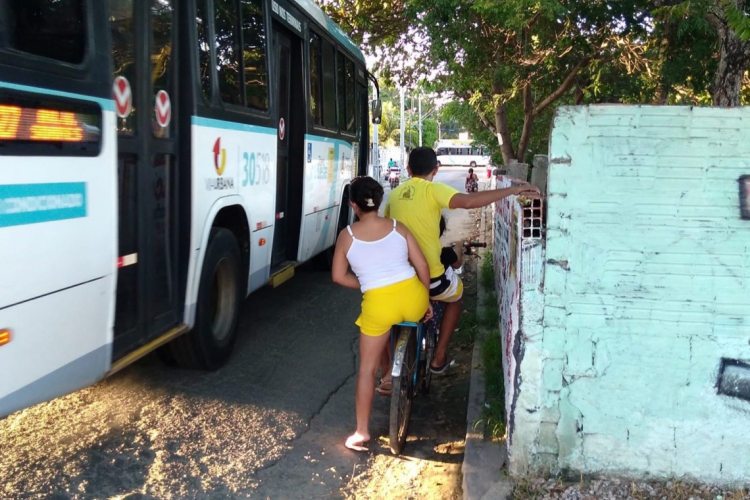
[436,161,441,167]
[161,228,242,370]
[470,161,477,168]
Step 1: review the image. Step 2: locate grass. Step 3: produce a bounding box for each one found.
[475,253,507,441]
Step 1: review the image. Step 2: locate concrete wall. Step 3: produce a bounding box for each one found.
[494,105,750,485]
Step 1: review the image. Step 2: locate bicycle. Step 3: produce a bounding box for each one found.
[387,301,442,455]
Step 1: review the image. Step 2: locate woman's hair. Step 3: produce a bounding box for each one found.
[349,176,384,212]
[468,168,474,174]
[439,215,446,237]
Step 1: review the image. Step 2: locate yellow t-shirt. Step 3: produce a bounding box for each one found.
[385,177,459,278]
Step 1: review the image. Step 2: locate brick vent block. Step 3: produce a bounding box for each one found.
[521,198,544,240]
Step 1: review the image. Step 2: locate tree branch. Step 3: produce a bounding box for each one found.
[532,57,591,116]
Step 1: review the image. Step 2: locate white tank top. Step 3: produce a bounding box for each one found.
[346,219,417,292]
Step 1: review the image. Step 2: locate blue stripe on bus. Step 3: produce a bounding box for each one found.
[191,116,277,135]
[0,183,87,228]
[0,82,115,111]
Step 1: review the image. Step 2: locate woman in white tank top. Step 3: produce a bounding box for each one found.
[332,176,433,451]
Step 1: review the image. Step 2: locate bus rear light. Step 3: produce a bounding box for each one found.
[259,238,266,246]
[0,329,11,346]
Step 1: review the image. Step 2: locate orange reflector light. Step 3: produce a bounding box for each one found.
[259,238,266,246]
[0,329,11,347]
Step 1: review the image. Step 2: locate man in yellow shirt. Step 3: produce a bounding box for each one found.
[385,147,539,372]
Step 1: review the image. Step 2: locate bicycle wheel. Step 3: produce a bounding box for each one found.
[389,326,417,455]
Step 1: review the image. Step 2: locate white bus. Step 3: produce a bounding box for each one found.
[0,0,380,417]
[435,140,491,168]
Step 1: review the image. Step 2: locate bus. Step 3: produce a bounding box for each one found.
[434,140,490,168]
[0,0,380,418]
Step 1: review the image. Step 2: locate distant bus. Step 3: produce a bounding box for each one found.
[0,0,379,418]
[435,141,490,168]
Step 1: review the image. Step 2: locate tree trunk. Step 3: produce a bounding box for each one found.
[491,83,517,166]
[712,29,750,106]
[709,1,750,106]
[516,83,535,163]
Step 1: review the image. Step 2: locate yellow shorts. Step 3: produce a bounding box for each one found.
[356,275,429,336]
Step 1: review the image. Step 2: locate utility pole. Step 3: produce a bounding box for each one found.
[371,81,380,180]
[399,87,405,168]
[418,93,422,147]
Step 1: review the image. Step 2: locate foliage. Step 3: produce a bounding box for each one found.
[653,0,750,106]
[319,0,750,166]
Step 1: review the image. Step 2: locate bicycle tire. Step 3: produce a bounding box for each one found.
[389,326,417,455]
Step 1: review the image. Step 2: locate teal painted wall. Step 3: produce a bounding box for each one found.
[504,105,750,485]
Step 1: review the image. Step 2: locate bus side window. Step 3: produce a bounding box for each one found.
[241,0,268,111]
[214,0,242,106]
[321,38,336,129]
[309,32,323,126]
[5,0,86,64]
[337,51,346,133]
[196,0,212,100]
[345,58,356,134]
[110,0,137,135]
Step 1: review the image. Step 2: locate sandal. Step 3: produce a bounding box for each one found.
[375,378,392,396]
[430,358,454,374]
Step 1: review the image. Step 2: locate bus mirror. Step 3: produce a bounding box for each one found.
[371,100,382,124]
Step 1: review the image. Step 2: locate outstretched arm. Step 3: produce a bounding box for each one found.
[449,184,540,209]
[331,230,360,290]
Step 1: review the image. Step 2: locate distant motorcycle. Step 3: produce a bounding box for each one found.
[388,170,400,189]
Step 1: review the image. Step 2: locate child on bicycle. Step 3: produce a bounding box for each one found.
[331,176,433,452]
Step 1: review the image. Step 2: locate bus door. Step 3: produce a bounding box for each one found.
[110,0,181,359]
[271,25,304,268]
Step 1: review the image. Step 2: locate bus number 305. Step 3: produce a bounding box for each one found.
[242,152,271,187]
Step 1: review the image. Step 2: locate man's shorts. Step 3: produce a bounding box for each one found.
[356,275,429,336]
[429,266,464,303]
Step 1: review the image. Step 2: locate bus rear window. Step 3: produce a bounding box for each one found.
[5,0,86,64]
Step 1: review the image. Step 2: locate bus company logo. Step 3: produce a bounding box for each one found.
[207,138,234,191]
[213,138,227,175]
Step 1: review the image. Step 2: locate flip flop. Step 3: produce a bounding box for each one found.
[375,378,392,396]
[345,434,370,452]
[430,358,455,374]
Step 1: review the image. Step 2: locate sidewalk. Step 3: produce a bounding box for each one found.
[461,204,513,500]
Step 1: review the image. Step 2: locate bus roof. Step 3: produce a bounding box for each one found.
[291,0,365,63]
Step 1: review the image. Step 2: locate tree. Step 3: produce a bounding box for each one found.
[321,0,652,166]
[654,0,750,106]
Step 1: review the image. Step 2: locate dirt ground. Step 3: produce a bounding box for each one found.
[342,209,482,500]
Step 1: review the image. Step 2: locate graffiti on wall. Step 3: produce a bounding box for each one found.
[493,176,523,435]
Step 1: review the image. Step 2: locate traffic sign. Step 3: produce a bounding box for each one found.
[279,118,285,140]
[155,90,171,128]
[113,76,132,118]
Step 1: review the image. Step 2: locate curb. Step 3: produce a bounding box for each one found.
[462,205,513,500]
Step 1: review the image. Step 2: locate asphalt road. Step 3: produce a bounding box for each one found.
[0,168,475,500]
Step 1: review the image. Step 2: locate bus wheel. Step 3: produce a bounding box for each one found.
[436,161,441,167]
[470,161,477,168]
[161,228,242,370]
